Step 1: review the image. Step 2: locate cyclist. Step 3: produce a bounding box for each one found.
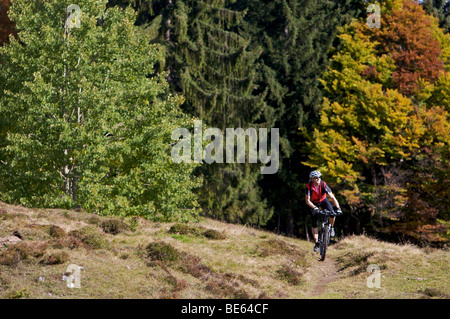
[305,170,342,252]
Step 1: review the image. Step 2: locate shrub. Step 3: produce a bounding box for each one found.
[48,225,66,238]
[168,223,226,240]
[40,252,70,265]
[420,288,450,298]
[52,236,85,250]
[17,242,48,259]
[168,224,203,236]
[0,249,22,267]
[0,242,48,267]
[205,279,250,299]
[142,241,214,280]
[145,242,181,265]
[276,264,303,286]
[86,215,101,225]
[164,274,189,292]
[69,226,110,250]
[202,229,226,240]
[254,239,297,257]
[101,219,128,235]
[176,253,212,278]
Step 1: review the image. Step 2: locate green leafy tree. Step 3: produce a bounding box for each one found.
[0,0,201,221]
[424,72,450,112]
[0,0,17,46]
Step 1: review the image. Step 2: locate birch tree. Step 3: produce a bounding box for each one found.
[0,0,201,221]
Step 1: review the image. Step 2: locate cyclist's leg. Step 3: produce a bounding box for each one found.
[318,198,335,227]
[310,207,319,242]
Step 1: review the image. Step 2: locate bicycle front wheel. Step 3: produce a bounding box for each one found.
[320,225,328,261]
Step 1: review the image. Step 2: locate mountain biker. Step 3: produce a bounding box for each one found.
[305,170,342,252]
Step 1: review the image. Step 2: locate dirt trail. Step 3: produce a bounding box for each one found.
[308,255,340,297]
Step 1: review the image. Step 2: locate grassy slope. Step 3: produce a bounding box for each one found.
[0,201,448,299]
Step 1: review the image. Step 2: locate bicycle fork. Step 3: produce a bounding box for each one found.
[320,222,331,246]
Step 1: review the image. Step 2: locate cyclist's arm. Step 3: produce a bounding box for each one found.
[327,192,340,209]
[305,194,317,209]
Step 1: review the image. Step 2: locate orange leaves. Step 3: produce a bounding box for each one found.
[340,188,364,208]
[307,1,450,220]
[372,0,445,96]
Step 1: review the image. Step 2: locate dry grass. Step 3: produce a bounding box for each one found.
[0,201,448,299]
[326,235,450,298]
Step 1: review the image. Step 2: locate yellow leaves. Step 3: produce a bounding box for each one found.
[426,72,450,112]
[427,10,450,71]
[414,78,434,101]
[367,116,381,130]
[321,99,360,132]
[351,136,369,164]
[416,105,450,147]
[308,0,450,202]
[340,187,363,208]
[367,146,386,165]
[325,159,358,185]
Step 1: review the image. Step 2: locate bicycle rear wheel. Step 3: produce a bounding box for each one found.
[320,225,328,261]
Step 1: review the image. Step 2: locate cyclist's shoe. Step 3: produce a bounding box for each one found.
[313,242,320,253]
[330,227,335,237]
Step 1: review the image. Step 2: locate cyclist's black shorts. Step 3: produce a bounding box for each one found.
[311,198,334,228]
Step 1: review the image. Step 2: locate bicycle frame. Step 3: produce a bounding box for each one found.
[317,209,337,261]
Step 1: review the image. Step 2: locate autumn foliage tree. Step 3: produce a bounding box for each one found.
[305,0,450,245]
[373,0,445,96]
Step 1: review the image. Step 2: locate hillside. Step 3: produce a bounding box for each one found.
[0,201,448,299]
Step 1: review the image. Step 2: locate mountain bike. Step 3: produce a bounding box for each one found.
[317,209,341,261]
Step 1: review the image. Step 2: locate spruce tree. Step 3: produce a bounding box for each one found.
[423,0,450,33]
[106,0,369,232]
[236,0,366,235]
[109,0,275,225]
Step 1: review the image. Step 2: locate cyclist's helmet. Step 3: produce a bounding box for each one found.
[309,170,322,179]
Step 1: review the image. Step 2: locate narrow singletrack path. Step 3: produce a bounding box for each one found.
[309,255,340,297]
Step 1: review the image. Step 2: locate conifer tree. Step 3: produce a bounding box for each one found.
[108,0,275,225]
[423,0,450,33]
[106,0,370,232]
[233,0,367,235]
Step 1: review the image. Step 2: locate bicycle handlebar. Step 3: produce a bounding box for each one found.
[317,209,342,216]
